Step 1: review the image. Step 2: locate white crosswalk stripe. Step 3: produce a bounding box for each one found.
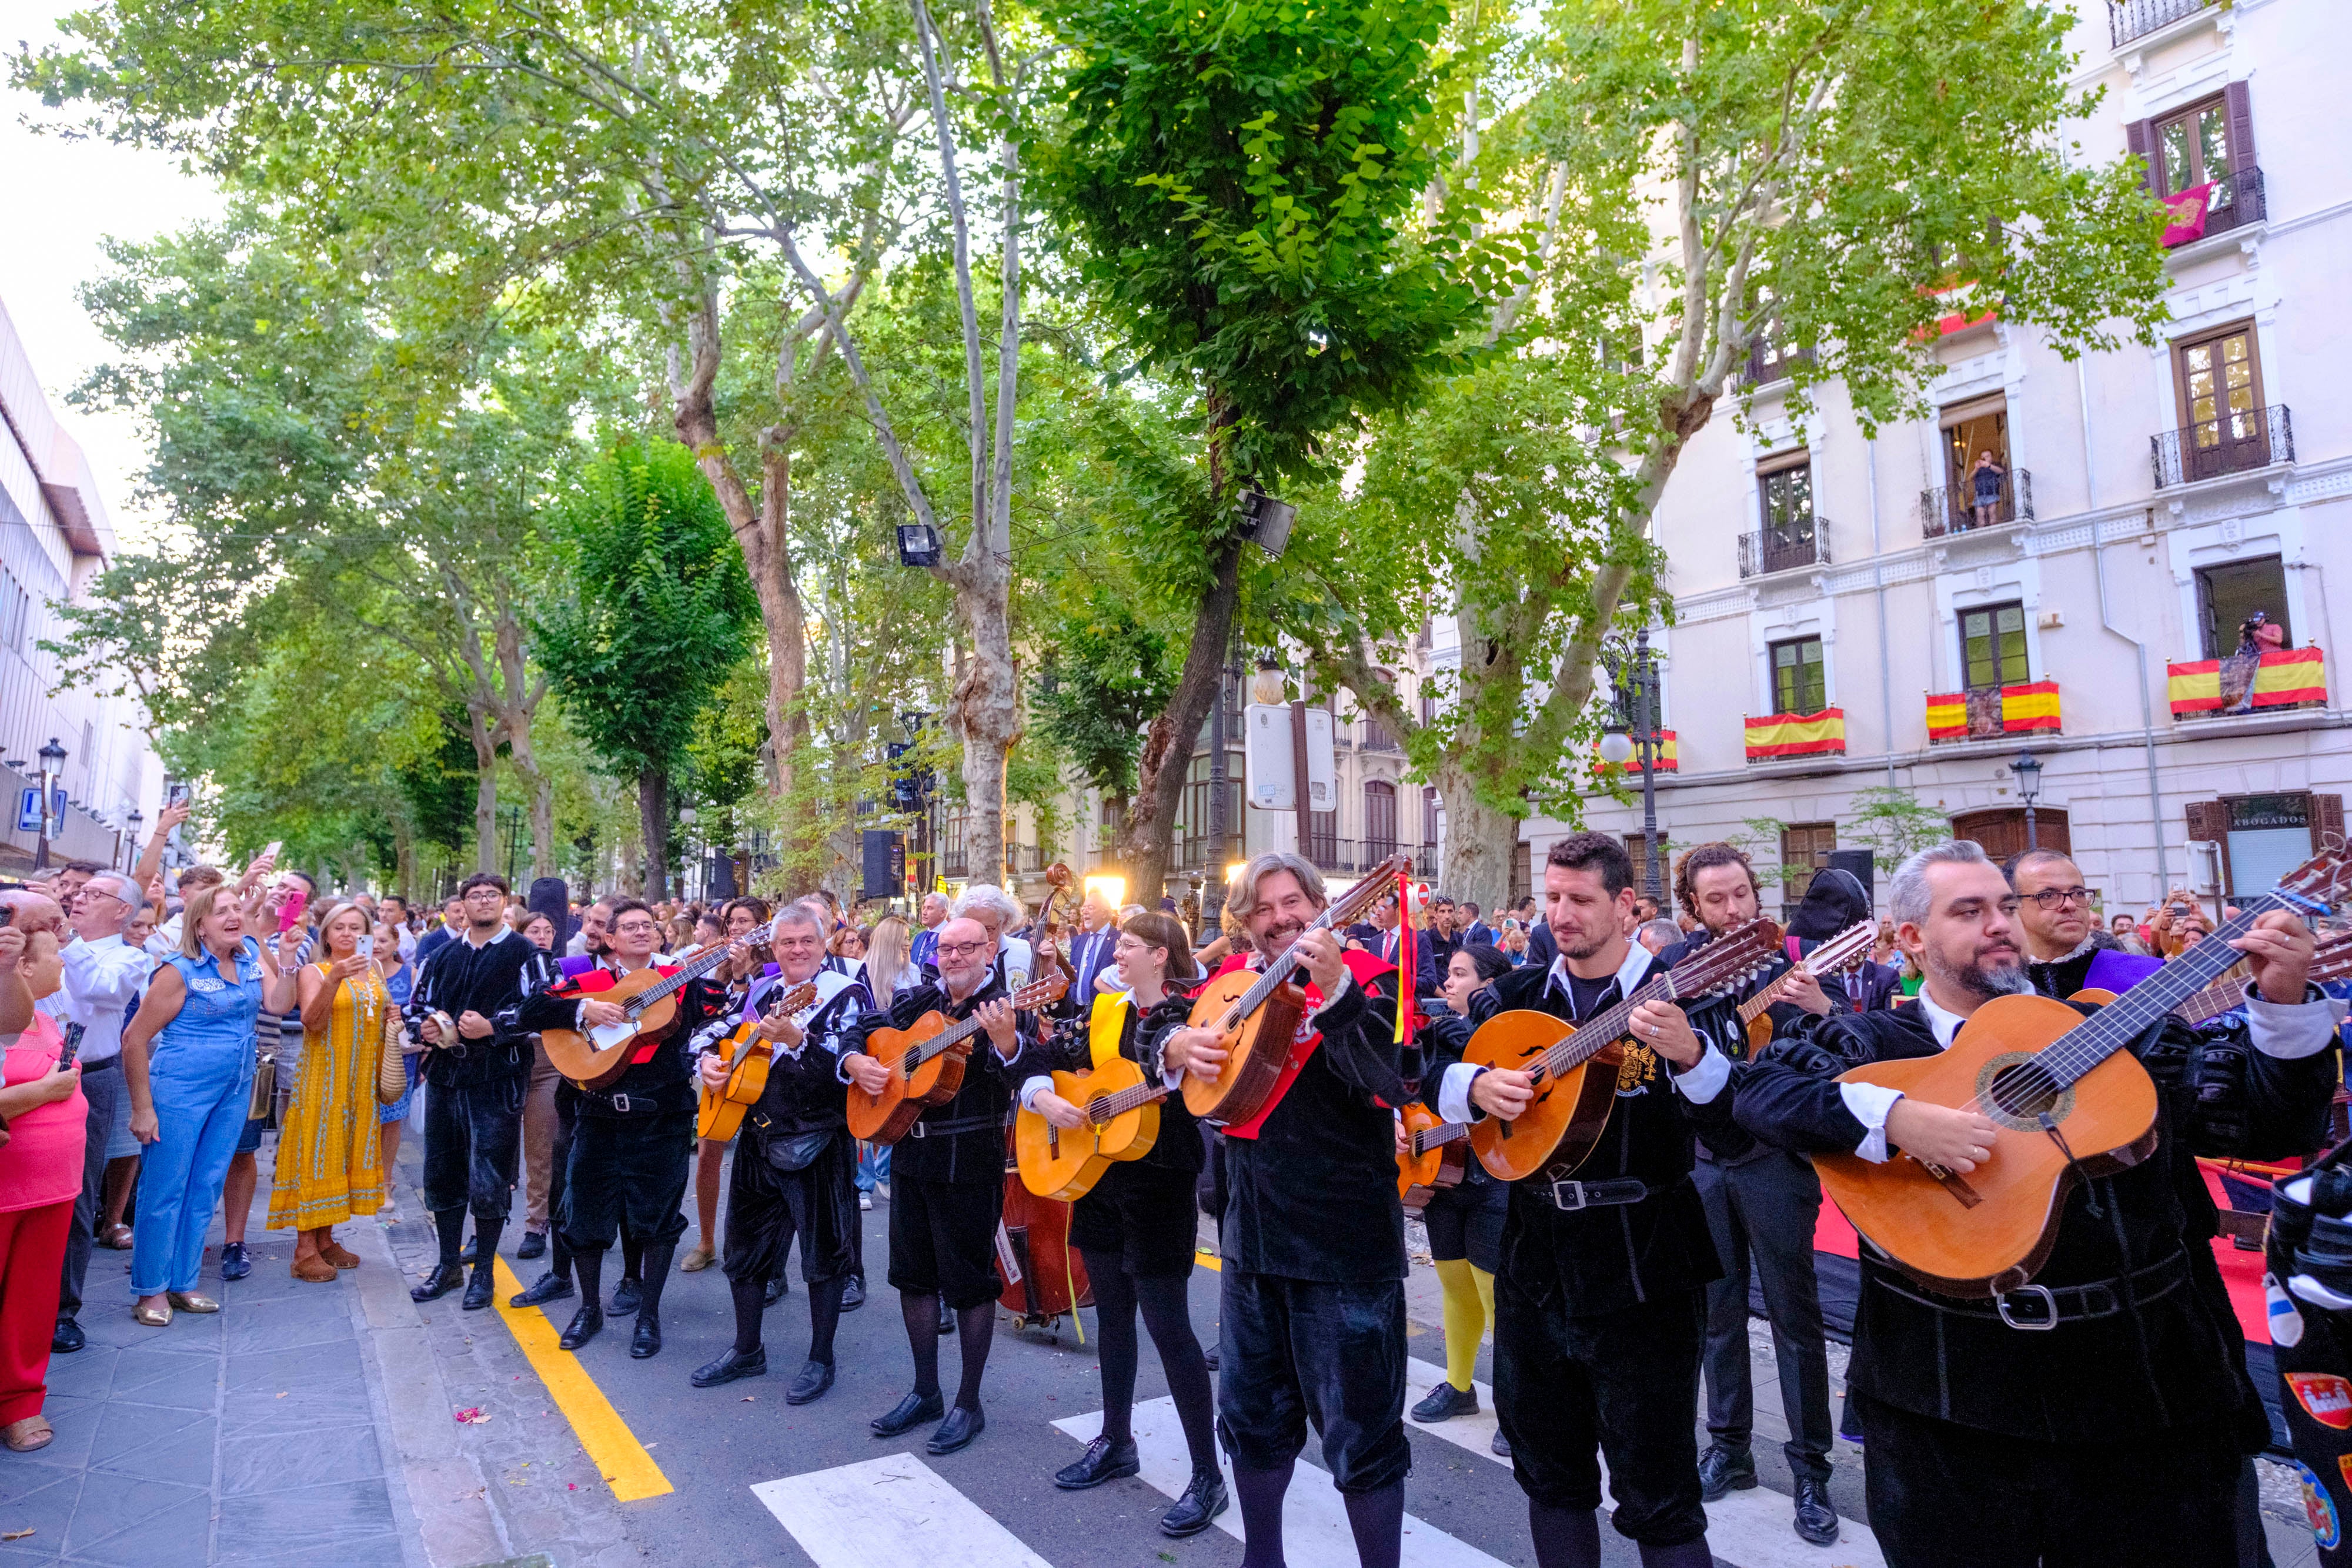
[1401,1358,1889,1568]
[750,1450,1055,1568]
[1055,1397,1514,1567]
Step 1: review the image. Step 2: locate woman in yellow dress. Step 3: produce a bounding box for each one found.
[270,899,386,1281]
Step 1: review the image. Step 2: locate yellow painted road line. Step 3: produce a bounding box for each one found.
[1195,1250,1221,1271]
[489,1256,673,1502]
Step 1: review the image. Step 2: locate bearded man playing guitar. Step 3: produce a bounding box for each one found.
[1161,852,1411,1568]
[1425,832,1736,1568]
[1733,840,2336,1568]
[687,900,869,1400]
[848,914,1039,1457]
[1668,841,1845,1546]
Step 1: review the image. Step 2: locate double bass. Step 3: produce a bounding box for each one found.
[997,1015,1093,1335]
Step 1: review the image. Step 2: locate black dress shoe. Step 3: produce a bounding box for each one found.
[1792,1477,1840,1545]
[1204,1346,1218,1371]
[610,1275,644,1316]
[51,1318,85,1355]
[692,1347,769,1388]
[1490,1429,1511,1459]
[870,1390,946,1437]
[1411,1380,1478,1423]
[558,1304,604,1350]
[786,1359,836,1405]
[218,1242,252,1282]
[460,1236,480,1266]
[509,1271,575,1308]
[410,1263,466,1303]
[462,1265,496,1311]
[1697,1443,1756,1503]
[936,1299,955,1335]
[630,1311,662,1359]
[1054,1435,1140,1490]
[840,1275,866,1312]
[516,1232,547,1261]
[1160,1468,1230,1539]
[763,1273,789,1307]
[1839,1398,1865,1445]
[926,1404,985,1455]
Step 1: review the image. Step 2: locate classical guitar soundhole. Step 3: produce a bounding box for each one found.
[1975,1051,2076,1134]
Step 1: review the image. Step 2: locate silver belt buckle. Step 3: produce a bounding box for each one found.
[1995,1283,2059,1330]
[1548,1180,1589,1211]
[612,1093,631,1114]
[907,1121,927,1139]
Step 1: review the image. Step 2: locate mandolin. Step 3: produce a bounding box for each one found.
[1738,920,1878,1055]
[1462,918,1783,1182]
[1396,1102,1468,1212]
[540,920,775,1090]
[694,980,822,1142]
[1014,1055,1167,1201]
[1816,848,2346,1299]
[2071,927,2352,1025]
[848,972,1070,1144]
[1181,853,1414,1126]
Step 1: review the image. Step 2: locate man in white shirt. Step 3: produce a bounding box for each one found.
[52,873,154,1353]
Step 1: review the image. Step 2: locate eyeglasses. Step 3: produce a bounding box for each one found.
[2022,887,2092,910]
[937,940,990,957]
[613,922,659,936]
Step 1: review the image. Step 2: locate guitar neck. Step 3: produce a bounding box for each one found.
[1543,974,1671,1076]
[2175,966,2254,1027]
[2043,895,2288,1087]
[1412,1121,1470,1155]
[1090,1080,1168,1122]
[634,921,773,1013]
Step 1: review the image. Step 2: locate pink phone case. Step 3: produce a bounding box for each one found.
[279,890,309,934]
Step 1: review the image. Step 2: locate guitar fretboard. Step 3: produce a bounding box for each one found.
[1215,855,1408,1029]
[2036,894,2289,1092]
[1411,1121,1470,1156]
[1088,1080,1167,1122]
[627,920,777,1016]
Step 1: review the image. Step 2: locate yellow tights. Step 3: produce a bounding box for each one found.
[1434,1257,1495,1392]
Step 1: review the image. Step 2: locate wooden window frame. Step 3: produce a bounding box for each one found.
[1768,634,1827,715]
[2171,319,2266,440]
[1958,599,2031,689]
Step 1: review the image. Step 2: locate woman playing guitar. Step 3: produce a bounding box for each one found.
[1020,912,1225,1538]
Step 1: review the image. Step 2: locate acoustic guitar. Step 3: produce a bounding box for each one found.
[2070,927,2352,1025]
[694,980,822,1142]
[1738,919,1878,1055]
[540,922,774,1090]
[1014,1056,1167,1201]
[1815,849,2346,1298]
[848,972,1070,1144]
[1181,852,1414,1125]
[1396,1102,1469,1212]
[1462,918,1784,1181]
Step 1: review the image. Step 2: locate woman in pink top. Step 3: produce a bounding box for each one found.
[0,904,89,1453]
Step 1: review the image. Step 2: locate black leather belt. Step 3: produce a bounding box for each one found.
[1538,1178,1649,1211]
[1874,1248,2191,1332]
[907,1114,998,1139]
[76,1056,121,1075]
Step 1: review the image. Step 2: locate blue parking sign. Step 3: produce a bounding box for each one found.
[16,787,41,833]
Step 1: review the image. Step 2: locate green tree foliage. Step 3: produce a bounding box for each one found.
[532,440,759,900]
[1033,601,1178,820]
[1845,787,1952,871]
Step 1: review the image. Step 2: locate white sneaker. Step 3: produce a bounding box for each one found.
[858,1195,873,1211]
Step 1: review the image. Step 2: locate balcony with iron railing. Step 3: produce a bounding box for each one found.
[2152,404,2293,489]
[1299,835,1422,877]
[2164,166,2265,249]
[1922,469,2035,537]
[1738,521,1831,579]
[2109,0,2212,48]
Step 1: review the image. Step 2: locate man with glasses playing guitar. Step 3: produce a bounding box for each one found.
[687,901,870,1401]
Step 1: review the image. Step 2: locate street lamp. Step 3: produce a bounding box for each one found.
[123,808,143,873]
[1603,631,1666,901]
[2010,751,2044,851]
[34,737,66,872]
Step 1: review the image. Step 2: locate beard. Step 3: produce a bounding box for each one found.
[1251,915,1310,960]
[1928,940,2032,1002]
[1561,925,1615,962]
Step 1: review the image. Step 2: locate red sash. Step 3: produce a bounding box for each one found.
[1217,947,1394,1141]
[549,960,683,1065]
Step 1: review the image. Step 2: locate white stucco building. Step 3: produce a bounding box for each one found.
[1538,0,2350,920]
[0,297,162,872]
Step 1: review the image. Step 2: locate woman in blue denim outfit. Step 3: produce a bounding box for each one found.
[121,887,301,1326]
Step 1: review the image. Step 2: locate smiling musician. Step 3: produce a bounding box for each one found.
[847,914,1041,1457]
[687,900,869,1400]
[513,898,718,1359]
[1161,852,1409,1568]
[1427,833,1737,1568]
[1021,911,1224,1537]
[1732,840,2337,1568]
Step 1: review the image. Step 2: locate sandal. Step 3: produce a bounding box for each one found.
[166,1292,220,1313]
[679,1244,715,1273]
[290,1256,338,1283]
[133,1300,173,1328]
[99,1223,133,1250]
[2,1417,53,1453]
[321,1242,361,1270]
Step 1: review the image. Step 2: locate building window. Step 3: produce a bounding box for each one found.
[1930,394,2025,533]
[1181,753,1242,870]
[2154,96,2230,200]
[2197,556,2291,659]
[1364,780,1398,860]
[1780,823,1837,913]
[1959,601,2029,688]
[1307,810,1339,868]
[1422,786,1439,849]
[1748,456,1819,574]
[2173,321,2270,478]
[0,565,26,654]
[2186,794,2340,897]
[1769,636,1826,714]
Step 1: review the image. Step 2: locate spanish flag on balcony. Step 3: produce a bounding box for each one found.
[1598,731,1678,774]
[2167,646,2328,715]
[1926,683,2062,741]
[1745,710,1845,760]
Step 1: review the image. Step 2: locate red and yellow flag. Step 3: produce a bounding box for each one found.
[1745,708,1845,760]
[2168,647,2328,714]
[1926,682,2061,741]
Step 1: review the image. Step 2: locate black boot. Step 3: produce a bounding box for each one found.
[460,1217,505,1310]
[630,1241,675,1359]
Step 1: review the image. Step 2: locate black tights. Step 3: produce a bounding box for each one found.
[732,1272,846,1364]
[1233,1460,1402,1568]
[1529,1504,1710,1568]
[437,1209,503,1273]
[1083,1255,1216,1473]
[900,1290,993,1411]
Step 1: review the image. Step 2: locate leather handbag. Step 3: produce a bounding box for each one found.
[376,1005,409,1106]
[246,1045,278,1121]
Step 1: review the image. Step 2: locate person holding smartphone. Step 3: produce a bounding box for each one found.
[268,901,389,1281]
[0,906,88,1453]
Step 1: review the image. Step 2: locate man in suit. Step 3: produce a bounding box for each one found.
[908,891,950,972]
[1462,902,1497,947]
[1065,889,1121,1001]
[1357,891,1439,997]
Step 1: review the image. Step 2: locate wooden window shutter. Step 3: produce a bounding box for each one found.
[2125,119,2156,193]
[2316,794,2346,853]
[2223,81,2257,175]
[2186,799,2226,844]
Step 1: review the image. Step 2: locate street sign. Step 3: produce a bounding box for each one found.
[15,788,39,833]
